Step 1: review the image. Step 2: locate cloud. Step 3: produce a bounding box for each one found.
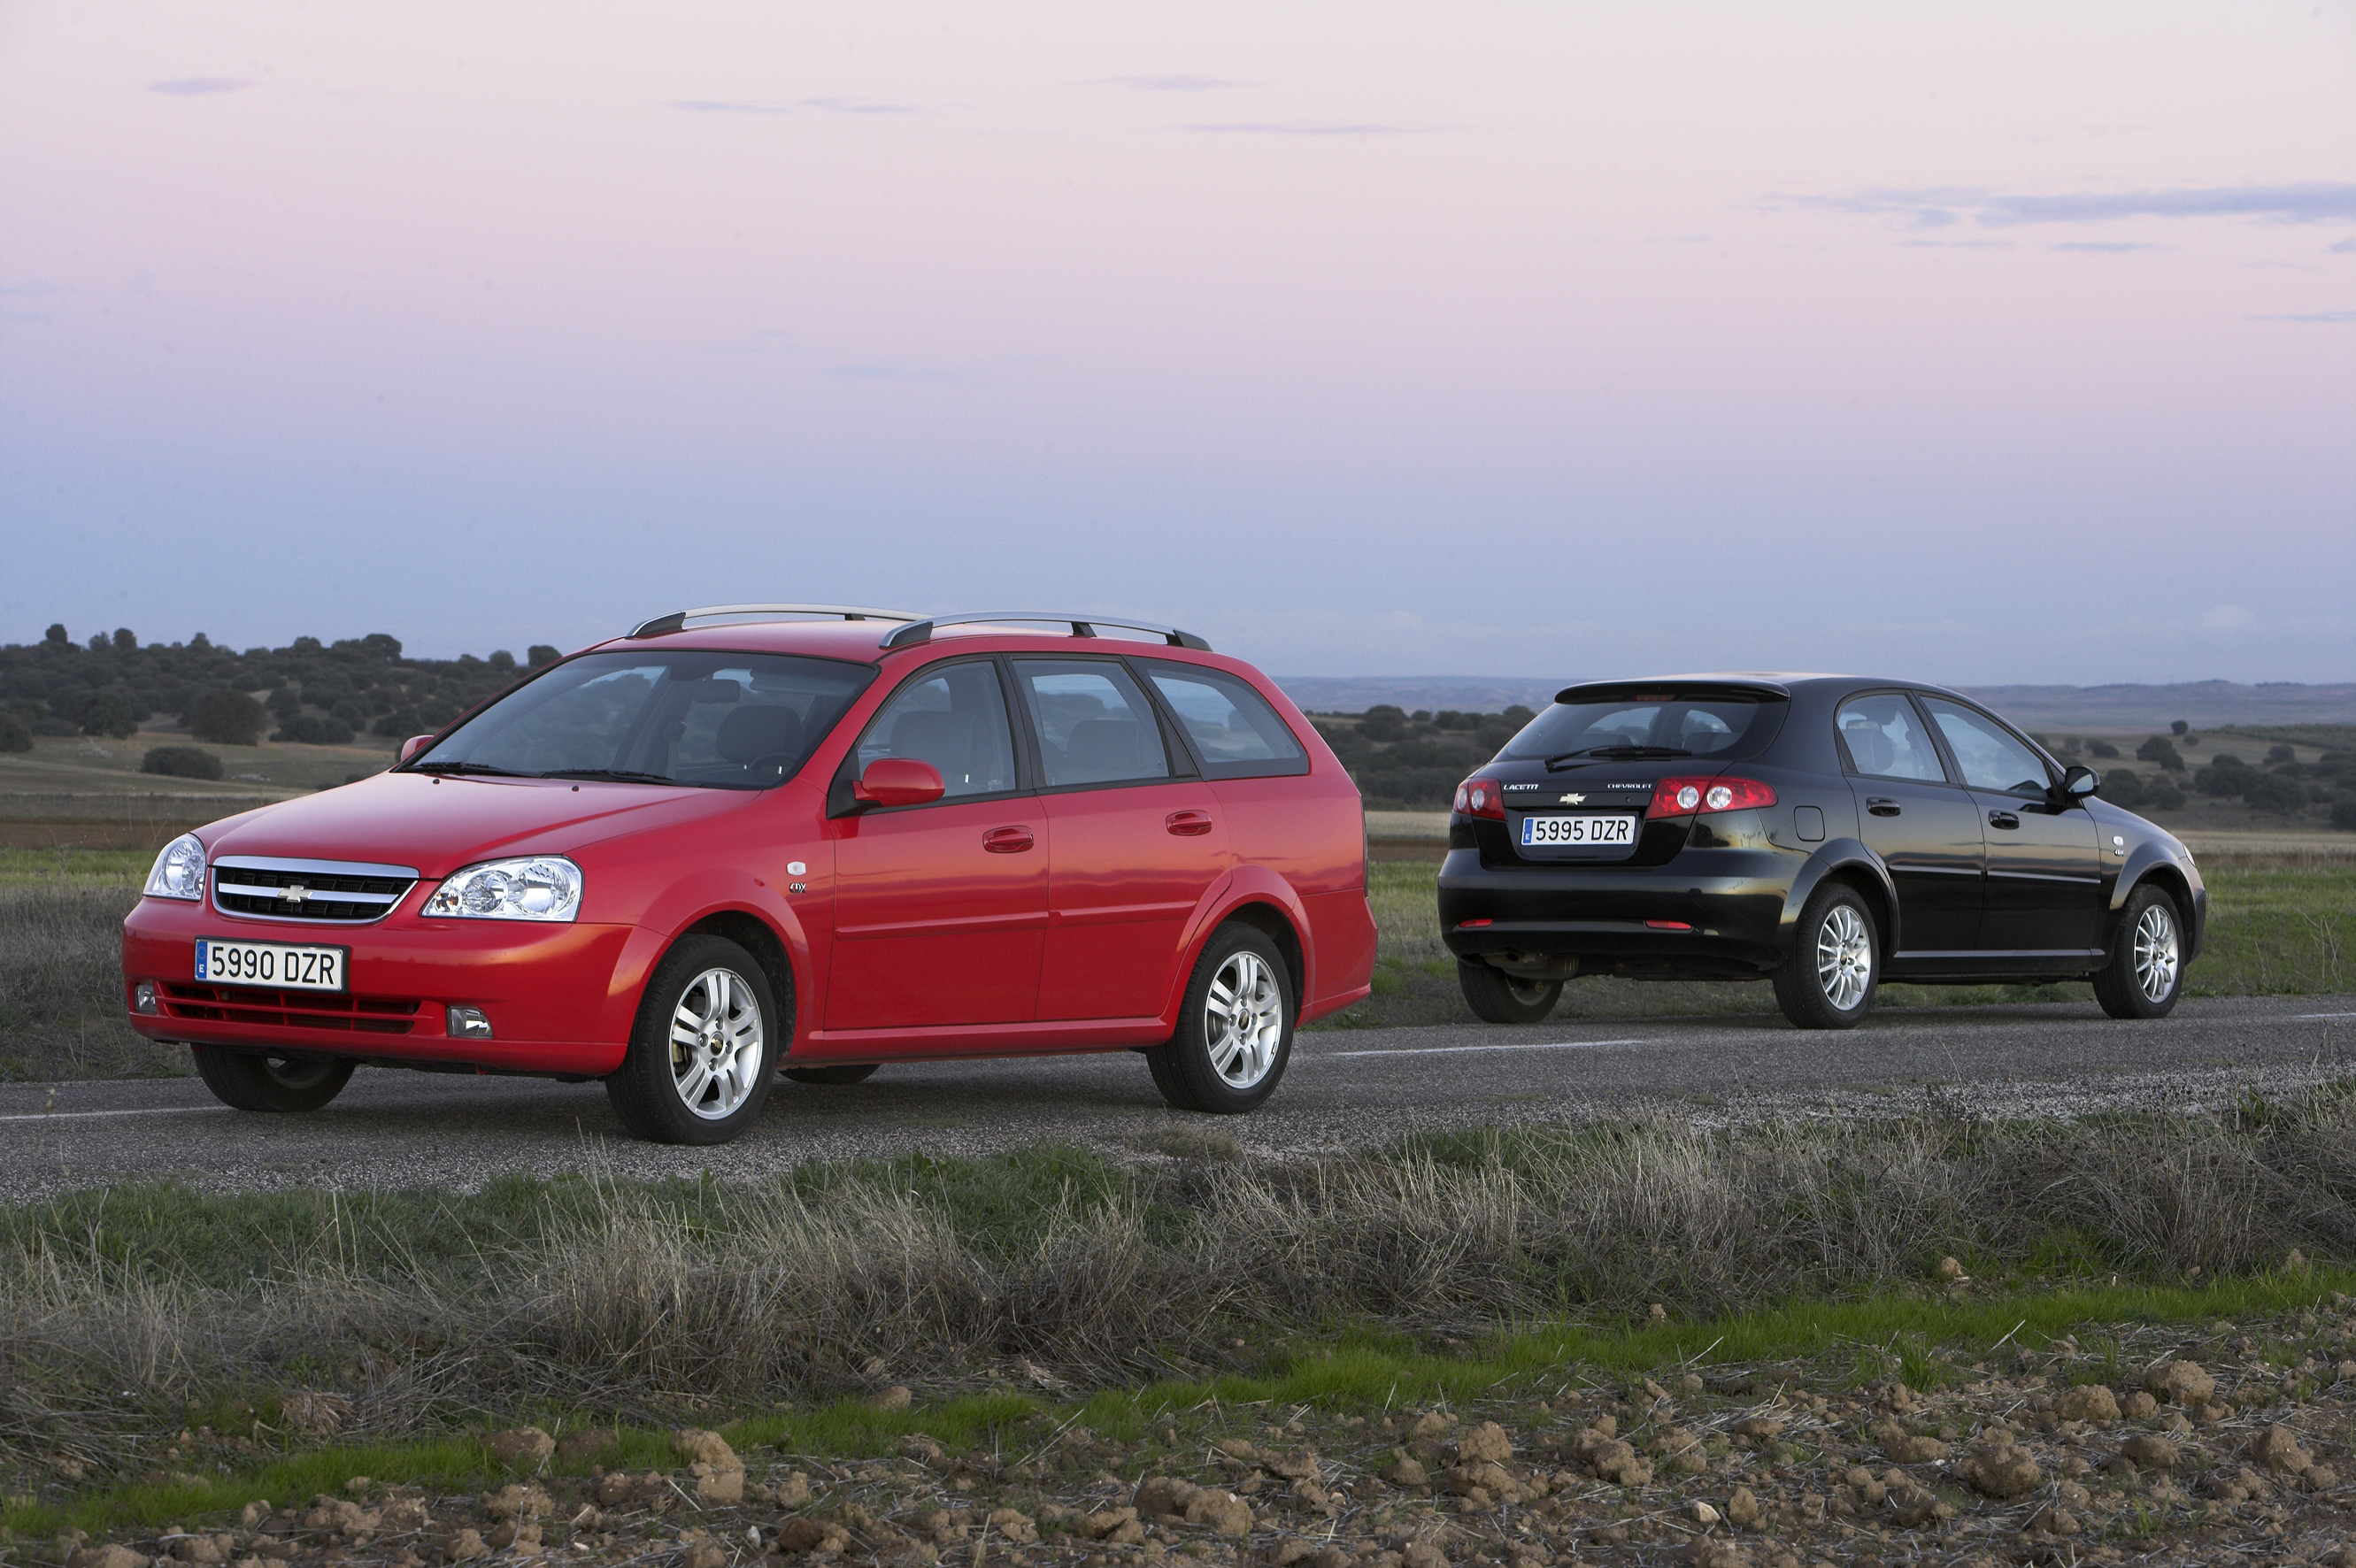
[2332,237,2356,254]
[821,363,965,382]
[798,97,916,116]
[2051,241,2163,253]
[1091,74,1245,92]
[1783,181,2356,230]
[667,99,791,115]
[1179,121,1444,137]
[147,77,253,96]
[2245,310,2356,324]
[1896,238,2013,250]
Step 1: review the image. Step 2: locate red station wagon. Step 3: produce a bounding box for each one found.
[122,608,1377,1143]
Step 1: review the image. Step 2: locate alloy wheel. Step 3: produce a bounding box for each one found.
[2134,903,2180,1003]
[1205,949,1284,1089]
[1815,903,1872,1011]
[667,966,765,1119]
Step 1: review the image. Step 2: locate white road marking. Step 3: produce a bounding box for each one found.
[1322,1038,1644,1059]
[2292,1012,2356,1020]
[0,1105,212,1123]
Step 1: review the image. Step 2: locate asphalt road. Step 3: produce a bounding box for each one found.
[4,994,2353,1201]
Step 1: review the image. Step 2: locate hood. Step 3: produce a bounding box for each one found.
[203,771,754,878]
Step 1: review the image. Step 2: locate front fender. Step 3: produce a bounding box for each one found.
[2109,843,2206,962]
[1780,840,1902,957]
[613,872,817,1041]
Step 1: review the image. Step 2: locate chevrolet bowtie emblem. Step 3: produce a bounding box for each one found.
[1559,793,1584,805]
[278,884,311,903]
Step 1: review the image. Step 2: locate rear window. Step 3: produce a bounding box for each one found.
[1138,660,1309,779]
[1498,688,1786,764]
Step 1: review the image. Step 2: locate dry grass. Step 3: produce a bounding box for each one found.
[4,1092,2354,1466]
[0,881,184,1080]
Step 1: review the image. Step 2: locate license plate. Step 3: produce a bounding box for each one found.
[196,937,348,991]
[1519,813,1638,848]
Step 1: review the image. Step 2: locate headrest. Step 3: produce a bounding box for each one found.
[716,704,804,764]
[1849,726,1895,774]
[1064,719,1143,780]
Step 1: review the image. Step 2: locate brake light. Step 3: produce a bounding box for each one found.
[1648,775,1777,817]
[1451,777,1506,820]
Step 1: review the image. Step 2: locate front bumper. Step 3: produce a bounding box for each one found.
[1436,846,1793,976]
[122,895,644,1076]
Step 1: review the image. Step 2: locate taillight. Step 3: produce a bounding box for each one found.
[1451,777,1506,819]
[1648,775,1777,817]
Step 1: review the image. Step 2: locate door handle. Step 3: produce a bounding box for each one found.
[1166,810,1214,837]
[1988,811,2019,829]
[1866,797,1901,817]
[982,826,1035,854]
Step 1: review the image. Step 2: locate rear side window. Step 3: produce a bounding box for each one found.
[1836,693,1947,782]
[1012,659,1173,788]
[1140,662,1308,779]
[1499,689,1784,763]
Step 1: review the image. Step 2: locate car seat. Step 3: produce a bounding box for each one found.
[716,705,805,778]
[1061,719,1145,783]
[889,710,982,791]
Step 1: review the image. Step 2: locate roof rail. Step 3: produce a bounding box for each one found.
[627,604,920,640]
[880,611,1212,652]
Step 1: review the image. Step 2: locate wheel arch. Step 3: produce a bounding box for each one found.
[2110,861,2198,962]
[1220,898,1307,1012]
[1782,842,1900,960]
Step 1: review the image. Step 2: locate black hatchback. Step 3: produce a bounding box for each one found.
[1437,676,2206,1029]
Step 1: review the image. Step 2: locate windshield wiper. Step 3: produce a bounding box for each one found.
[536,768,681,785]
[410,760,528,777]
[1543,745,1693,771]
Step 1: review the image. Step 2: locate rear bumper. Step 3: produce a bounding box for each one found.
[1436,847,1792,976]
[121,895,642,1076]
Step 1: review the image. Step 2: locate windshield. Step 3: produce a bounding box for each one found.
[412,650,874,789]
[1499,689,1786,764]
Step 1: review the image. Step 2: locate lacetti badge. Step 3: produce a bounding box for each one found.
[1559,793,1585,804]
[278,884,312,904]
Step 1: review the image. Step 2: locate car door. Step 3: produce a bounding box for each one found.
[1010,657,1230,1023]
[1835,691,1984,957]
[826,658,1046,1031]
[1919,696,2104,956]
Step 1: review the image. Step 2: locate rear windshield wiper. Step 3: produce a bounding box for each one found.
[1543,745,1692,770]
[536,768,681,785]
[410,760,528,777]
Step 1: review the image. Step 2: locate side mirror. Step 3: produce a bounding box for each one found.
[2060,765,2099,802]
[852,757,945,808]
[399,734,435,764]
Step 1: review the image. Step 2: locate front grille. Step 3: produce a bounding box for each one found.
[212,856,419,923]
[163,983,421,1034]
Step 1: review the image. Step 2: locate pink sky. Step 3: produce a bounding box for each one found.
[4,2,2351,681]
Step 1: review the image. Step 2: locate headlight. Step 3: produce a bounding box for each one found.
[423,857,583,921]
[144,834,208,901]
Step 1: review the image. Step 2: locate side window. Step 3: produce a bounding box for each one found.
[856,660,1020,799]
[1140,662,1307,778]
[1922,698,2052,796]
[1012,659,1172,788]
[1836,693,1947,782]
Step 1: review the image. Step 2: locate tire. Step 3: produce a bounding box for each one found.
[605,935,781,1144]
[1147,924,1296,1113]
[189,1045,355,1112]
[1774,883,1879,1030]
[2093,882,2185,1019]
[1457,960,1563,1025]
[782,1063,878,1085]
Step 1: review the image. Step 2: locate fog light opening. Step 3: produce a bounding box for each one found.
[133,980,160,1015]
[446,1004,495,1040]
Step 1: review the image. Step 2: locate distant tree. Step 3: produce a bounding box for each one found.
[2137,736,2184,772]
[189,688,265,745]
[322,716,354,744]
[43,624,68,646]
[2087,738,2120,758]
[0,712,29,752]
[2101,769,2145,808]
[2170,719,2190,736]
[88,631,110,652]
[113,627,137,652]
[527,645,560,667]
[2334,796,2356,832]
[2244,773,2306,815]
[1502,705,1536,726]
[488,649,517,673]
[1360,704,1408,742]
[2194,756,2254,796]
[75,688,138,739]
[2267,743,2296,765]
[267,688,304,721]
[2144,779,2186,811]
[1411,710,1433,723]
[141,744,224,780]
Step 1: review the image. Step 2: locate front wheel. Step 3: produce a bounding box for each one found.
[2093,883,2184,1019]
[1457,960,1563,1025]
[190,1046,354,1111]
[1773,883,1878,1029]
[1147,924,1295,1113]
[605,935,780,1144]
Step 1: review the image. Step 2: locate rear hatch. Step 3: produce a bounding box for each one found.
[1459,682,1790,868]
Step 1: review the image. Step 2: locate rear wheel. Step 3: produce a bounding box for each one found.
[190,1046,354,1111]
[1773,883,1878,1029]
[606,935,780,1144]
[1147,924,1295,1113]
[1457,960,1563,1025]
[782,1063,878,1085]
[2093,883,2184,1019]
